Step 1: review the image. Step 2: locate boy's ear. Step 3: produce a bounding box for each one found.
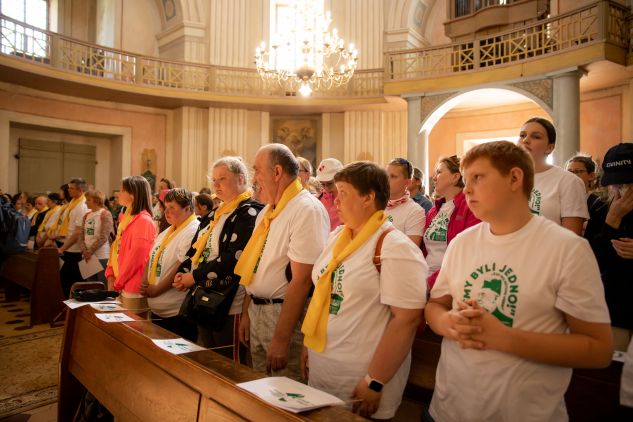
[509,167,524,192]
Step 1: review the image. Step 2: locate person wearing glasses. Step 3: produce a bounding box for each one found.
[518,117,588,235]
[385,158,425,248]
[423,155,480,290]
[316,158,344,231]
[566,155,608,238]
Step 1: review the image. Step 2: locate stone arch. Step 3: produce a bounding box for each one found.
[385,0,436,49]
[415,83,554,183]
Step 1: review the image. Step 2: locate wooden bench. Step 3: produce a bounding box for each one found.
[59,306,366,421]
[0,247,65,325]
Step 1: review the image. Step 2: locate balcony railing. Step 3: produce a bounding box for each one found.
[0,13,383,98]
[0,1,630,97]
[387,1,630,82]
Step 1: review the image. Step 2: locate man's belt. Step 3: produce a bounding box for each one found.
[250,295,284,305]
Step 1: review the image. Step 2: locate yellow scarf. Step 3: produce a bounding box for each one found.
[236,178,303,286]
[107,208,134,279]
[47,204,67,237]
[30,207,49,227]
[302,211,387,352]
[191,191,252,267]
[39,205,59,232]
[147,213,197,285]
[58,195,85,237]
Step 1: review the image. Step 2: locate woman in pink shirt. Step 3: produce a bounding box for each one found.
[105,176,156,313]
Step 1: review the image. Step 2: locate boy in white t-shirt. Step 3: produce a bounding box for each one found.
[385,158,425,247]
[425,141,613,422]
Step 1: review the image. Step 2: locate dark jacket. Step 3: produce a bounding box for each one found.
[180,198,263,290]
[29,209,49,237]
[586,202,633,329]
[421,191,481,289]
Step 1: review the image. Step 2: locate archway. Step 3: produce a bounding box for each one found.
[417,86,553,192]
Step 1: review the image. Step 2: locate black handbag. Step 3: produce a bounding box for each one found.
[73,289,120,302]
[179,280,238,331]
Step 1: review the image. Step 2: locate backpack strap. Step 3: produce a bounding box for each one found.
[373,227,395,273]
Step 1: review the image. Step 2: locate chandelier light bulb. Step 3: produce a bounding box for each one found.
[299,82,312,97]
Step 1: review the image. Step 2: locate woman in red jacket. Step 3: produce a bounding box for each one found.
[422,155,480,290]
[105,176,156,313]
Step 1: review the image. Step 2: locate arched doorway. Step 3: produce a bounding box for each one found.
[417,87,553,193]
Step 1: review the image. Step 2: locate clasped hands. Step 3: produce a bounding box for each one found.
[445,299,509,351]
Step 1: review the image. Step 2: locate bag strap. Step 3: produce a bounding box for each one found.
[373,227,395,273]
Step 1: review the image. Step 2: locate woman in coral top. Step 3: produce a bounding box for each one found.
[105,176,156,313]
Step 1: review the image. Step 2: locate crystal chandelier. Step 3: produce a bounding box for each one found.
[255,0,358,97]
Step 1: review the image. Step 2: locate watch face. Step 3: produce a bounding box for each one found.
[368,380,383,392]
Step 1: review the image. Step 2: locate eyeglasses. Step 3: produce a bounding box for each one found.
[568,169,587,175]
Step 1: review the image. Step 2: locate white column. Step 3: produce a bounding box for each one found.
[552,69,581,166]
[406,96,423,169]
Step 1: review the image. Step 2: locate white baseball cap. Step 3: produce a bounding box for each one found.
[316,158,343,182]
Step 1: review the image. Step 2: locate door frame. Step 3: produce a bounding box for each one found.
[0,110,132,193]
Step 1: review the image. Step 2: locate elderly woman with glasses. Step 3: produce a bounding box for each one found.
[301,161,427,419]
[385,158,425,247]
[422,155,480,290]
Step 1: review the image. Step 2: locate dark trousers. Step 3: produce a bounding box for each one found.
[151,313,198,343]
[60,251,83,298]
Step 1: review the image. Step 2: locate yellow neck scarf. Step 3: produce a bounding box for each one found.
[47,204,67,237]
[39,205,59,233]
[147,213,197,285]
[191,191,252,267]
[302,211,387,352]
[236,178,303,286]
[31,207,49,227]
[107,208,134,279]
[58,195,85,237]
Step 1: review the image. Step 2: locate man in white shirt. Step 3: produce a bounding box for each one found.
[425,141,613,422]
[58,178,89,296]
[238,144,329,380]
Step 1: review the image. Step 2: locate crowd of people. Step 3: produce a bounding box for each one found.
[1,117,632,420]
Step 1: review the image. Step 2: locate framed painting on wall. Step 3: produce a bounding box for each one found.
[271,117,320,171]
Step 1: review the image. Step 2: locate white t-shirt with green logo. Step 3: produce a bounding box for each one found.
[308,221,427,419]
[529,165,588,225]
[423,199,455,274]
[83,209,110,259]
[429,216,610,422]
[147,218,199,318]
[387,198,425,238]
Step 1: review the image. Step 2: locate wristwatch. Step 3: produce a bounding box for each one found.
[364,374,384,393]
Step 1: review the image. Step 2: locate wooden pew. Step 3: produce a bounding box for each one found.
[0,247,65,325]
[59,306,366,421]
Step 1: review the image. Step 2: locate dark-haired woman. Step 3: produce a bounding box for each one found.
[142,188,199,341]
[518,117,588,235]
[422,156,480,290]
[105,176,156,313]
[301,161,427,419]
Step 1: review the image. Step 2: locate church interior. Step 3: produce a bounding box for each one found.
[1,0,632,420]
